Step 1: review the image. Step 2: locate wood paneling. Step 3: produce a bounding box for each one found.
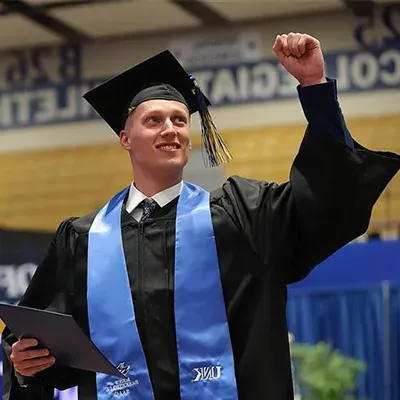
[0,144,132,231]
[223,113,400,232]
[0,113,399,232]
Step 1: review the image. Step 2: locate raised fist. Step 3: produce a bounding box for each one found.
[273,33,326,87]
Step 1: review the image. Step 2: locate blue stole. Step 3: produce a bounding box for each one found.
[87,182,238,399]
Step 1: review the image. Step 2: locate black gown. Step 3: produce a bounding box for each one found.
[2,80,400,400]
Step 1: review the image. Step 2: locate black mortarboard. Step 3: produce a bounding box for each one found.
[83,50,232,167]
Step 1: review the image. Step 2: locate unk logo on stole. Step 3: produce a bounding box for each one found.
[105,362,139,397]
[192,365,222,383]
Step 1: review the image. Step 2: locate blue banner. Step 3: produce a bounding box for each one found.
[0,39,399,131]
[191,41,400,104]
[288,240,400,292]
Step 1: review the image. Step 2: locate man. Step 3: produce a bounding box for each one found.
[2,33,400,400]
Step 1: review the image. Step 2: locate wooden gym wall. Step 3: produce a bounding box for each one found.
[0,113,399,233]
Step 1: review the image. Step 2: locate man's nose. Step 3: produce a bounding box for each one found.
[160,119,176,137]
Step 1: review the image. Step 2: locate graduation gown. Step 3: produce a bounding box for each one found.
[2,80,400,400]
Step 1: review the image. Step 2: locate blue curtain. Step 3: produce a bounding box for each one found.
[287,284,387,400]
[389,285,400,400]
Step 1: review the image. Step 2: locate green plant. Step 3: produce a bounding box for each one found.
[291,341,367,400]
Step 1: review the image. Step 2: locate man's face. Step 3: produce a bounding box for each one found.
[120,99,191,176]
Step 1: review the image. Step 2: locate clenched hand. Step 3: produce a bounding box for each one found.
[273,32,327,87]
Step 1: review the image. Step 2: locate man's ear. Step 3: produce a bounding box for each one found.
[120,130,131,151]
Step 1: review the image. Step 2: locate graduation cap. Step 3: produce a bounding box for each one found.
[83,50,232,167]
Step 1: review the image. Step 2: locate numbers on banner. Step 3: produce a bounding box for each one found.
[30,47,52,86]
[382,4,400,44]
[354,3,400,50]
[4,52,28,87]
[59,44,81,81]
[3,44,82,88]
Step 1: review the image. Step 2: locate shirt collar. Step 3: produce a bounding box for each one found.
[125,181,183,214]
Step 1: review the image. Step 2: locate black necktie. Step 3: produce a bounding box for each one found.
[139,198,157,222]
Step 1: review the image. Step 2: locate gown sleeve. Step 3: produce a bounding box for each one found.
[1,218,79,399]
[221,78,400,284]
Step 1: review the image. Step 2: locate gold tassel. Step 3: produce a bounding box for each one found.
[191,78,233,168]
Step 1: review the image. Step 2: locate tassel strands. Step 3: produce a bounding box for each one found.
[190,77,233,168]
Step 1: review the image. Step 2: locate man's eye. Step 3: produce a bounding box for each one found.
[147,116,160,123]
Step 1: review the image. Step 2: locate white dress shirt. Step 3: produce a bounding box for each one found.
[126,181,183,221]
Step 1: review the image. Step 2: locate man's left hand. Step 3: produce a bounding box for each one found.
[273,33,327,87]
